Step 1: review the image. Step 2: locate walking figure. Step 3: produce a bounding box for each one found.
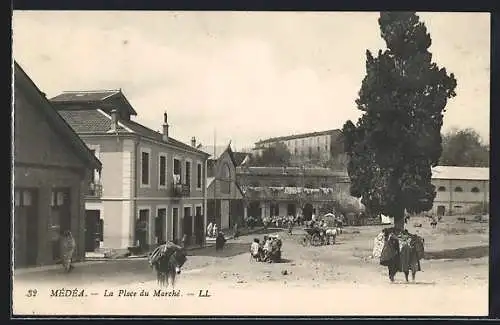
[60,230,76,272]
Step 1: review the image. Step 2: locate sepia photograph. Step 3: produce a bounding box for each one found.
[11,10,490,316]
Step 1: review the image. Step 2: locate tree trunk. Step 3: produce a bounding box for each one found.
[393,210,405,232]
[394,216,404,232]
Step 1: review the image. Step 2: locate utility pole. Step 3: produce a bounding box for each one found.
[214,128,217,229]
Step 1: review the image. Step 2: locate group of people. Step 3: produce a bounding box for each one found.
[250,235,282,263]
[262,215,293,229]
[206,222,219,238]
[373,227,425,282]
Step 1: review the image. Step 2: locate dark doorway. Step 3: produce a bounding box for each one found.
[303,203,313,220]
[85,210,101,252]
[50,188,71,261]
[287,203,296,217]
[52,188,71,232]
[248,201,261,218]
[194,206,203,245]
[172,207,179,243]
[156,208,167,244]
[136,209,149,249]
[437,205,446,216]
[270,202,279,216]
[207,200,216,225]
[229,200,244,227]
[183,207,192,238]
[14,188,39,267]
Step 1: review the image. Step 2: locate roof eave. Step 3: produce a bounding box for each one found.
[14,61,102,171]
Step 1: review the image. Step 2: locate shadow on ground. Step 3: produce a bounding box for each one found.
[391,281,437,285]
[424,245,488,260]
[276,258,293,264]
[244,228,286,237]
[189,243,251,258]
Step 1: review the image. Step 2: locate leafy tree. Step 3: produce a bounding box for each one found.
[252,142,292,167]
[342,12,457,231]
[440,128,489,167]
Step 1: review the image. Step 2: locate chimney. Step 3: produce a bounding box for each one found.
[162,111,169,142]
[110,109,118,132]
[191,136,196,147]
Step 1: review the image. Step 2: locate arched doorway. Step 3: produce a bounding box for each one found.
[303,203,313,220]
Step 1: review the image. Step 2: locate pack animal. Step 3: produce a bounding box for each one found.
[380,229,425,283]
[149,243,187,288]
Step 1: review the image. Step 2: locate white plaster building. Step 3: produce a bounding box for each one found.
[431,166,489,216]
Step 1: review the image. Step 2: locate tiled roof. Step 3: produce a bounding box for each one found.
[236,166,348,178]
[51,89,138,116]
[120,119,207,155]
[51,90,120,103]
[255,129,342,146]
[58,110,127,133]
[431,166,489,181]
[57,108,209,155]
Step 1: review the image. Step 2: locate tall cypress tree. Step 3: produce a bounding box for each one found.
[342,12,457,230]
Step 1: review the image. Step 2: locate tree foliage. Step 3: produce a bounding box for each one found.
[342,12,457,230]
[251,142,292,167]
[440,128,489,167]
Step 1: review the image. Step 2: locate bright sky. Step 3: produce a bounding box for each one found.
[12,11,490,150]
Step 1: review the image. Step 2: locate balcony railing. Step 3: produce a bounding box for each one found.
[88,183,103,197]
[172,183,190,197]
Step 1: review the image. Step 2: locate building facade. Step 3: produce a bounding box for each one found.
[51,90,209,251]
[203,144,245,230]
[236,166,351,221]
[13,62,101,268]
[431,166,489,216]
[253,129,343,166]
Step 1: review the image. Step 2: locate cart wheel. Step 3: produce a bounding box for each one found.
[311,234,322,246]
[301,237,309,247]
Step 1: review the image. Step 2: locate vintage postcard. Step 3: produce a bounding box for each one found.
[11,11,490,316]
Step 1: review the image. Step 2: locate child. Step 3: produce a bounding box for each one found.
[250,238,261,261]
[215,232,226,251]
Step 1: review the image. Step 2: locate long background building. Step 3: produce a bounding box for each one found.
[253,129,344,167]
[236,166,354,221]
[431,166,489,216]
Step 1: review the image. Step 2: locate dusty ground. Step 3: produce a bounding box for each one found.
[13,216,489,316]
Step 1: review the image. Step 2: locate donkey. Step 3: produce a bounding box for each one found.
[149,243,187,288]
